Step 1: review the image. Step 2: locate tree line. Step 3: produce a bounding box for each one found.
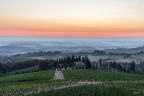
[92,59,136,74]
[0,55,137,75]
[39,55,91,70]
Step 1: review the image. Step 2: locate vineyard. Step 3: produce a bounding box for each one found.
[28,82,144,96]
[63,70,144,81]
[0,70,144,96]
[0,70,71,96]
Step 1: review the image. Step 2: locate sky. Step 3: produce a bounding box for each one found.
[0,0,144,38]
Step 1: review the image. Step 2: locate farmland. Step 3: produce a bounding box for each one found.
[28,82,144,96]
[0,70,144,96]
[63,70,144,81]
[0,70,71,96]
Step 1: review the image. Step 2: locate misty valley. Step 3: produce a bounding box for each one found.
[0,38,144,96]
[0,0,144,95]
[1,47,144,75]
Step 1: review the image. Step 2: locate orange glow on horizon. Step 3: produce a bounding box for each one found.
[0,0,144,37]
[1,26,144,38]
[0,19,144,37]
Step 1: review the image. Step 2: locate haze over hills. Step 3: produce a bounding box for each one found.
[0,37,144,56]
[0,0,144,95]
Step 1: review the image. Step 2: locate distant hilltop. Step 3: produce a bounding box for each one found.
[105,46,144,54]
[0,38,144,56]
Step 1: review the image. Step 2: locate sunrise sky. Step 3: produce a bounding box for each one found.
[0,0,144,37]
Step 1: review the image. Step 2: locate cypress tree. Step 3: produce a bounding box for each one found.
[130,61,136,73]
[85,55,91,69]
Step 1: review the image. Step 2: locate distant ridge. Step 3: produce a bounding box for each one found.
[105,46,144,54]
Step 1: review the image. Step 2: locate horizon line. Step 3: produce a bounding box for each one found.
[0,36,144,39]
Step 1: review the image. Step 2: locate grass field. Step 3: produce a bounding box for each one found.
[63,70,144,81]
[0,70,144,96]
[28,82,144,96]
[0,71,54,83]
[0,70,72,96]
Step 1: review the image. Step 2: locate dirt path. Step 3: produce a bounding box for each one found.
[4,80,144,96]
[54,71,65,80]
[3,71,144,96]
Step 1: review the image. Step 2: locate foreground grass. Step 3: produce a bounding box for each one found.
[0,71,54,83]
[28,82,144,96]
[63,70,144,81]
[0,70,72,95]
[1,69,144,96]
[27,70,144,96]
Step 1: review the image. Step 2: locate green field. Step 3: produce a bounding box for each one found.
[0,70,71,96]
[28,82,144,96]
[0,71,54,83]
[63,70,144,81]
[0,70,144,96]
